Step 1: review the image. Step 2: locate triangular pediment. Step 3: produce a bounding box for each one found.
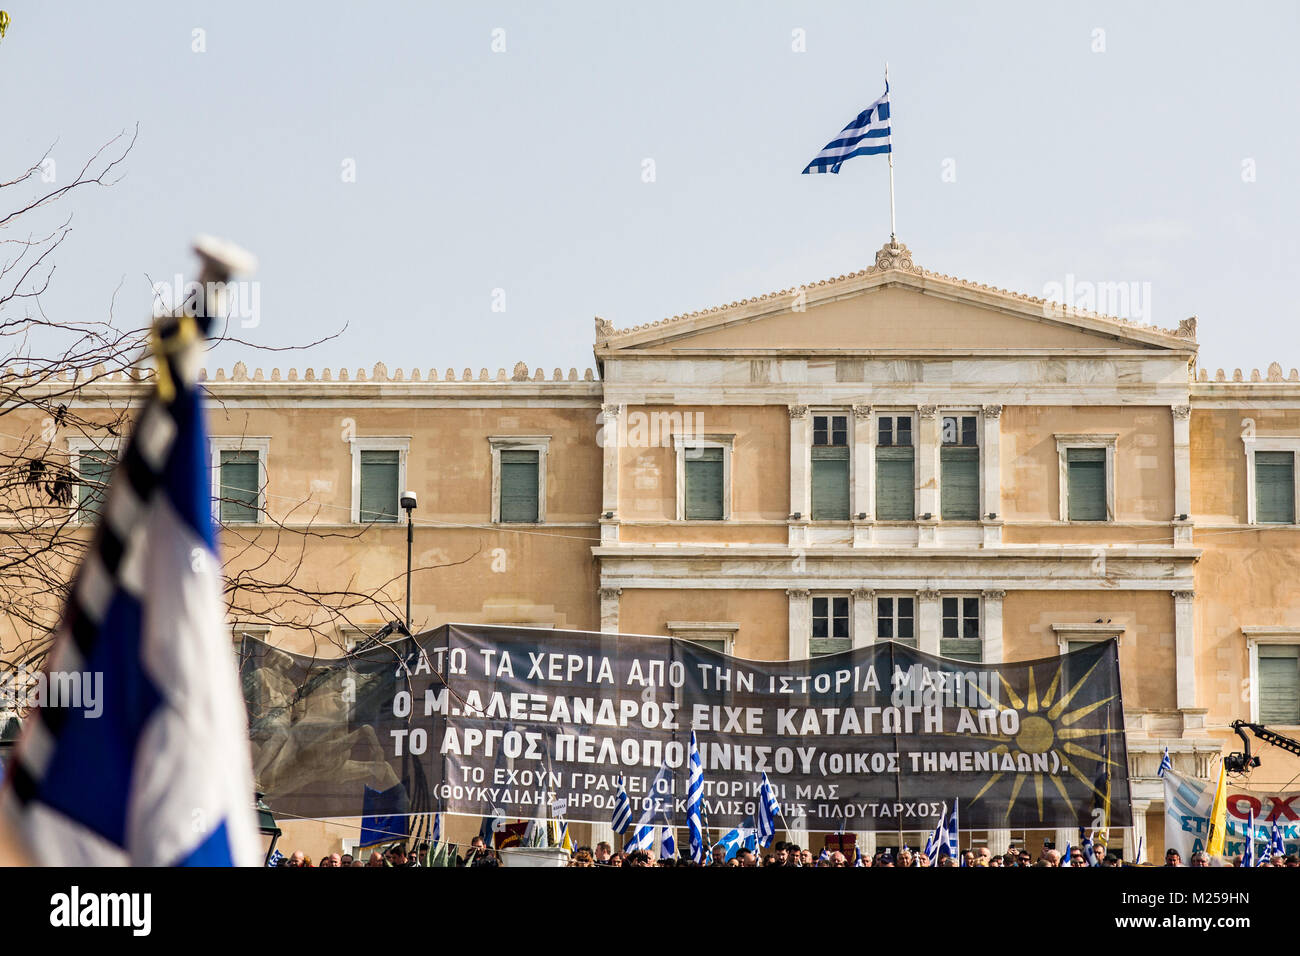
[594,241,1197,355]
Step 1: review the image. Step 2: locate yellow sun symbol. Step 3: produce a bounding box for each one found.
[964,657,1123,825]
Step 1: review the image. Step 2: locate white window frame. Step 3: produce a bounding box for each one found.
[210,436,270,524]
[809,409,853,520]
[810,590,854,652]
[1051,623,1127,655]
[488,436,550,524]
[1056,434,1117,523]
[666,621,739,655]
[872,409,916,521]
[1242,437,1300,526]
[673,433,734,521]
[66,435,121,524]
[1242,626,1300,725]
[349,436,411,524]
[939,408,982,521]
[874,591,918,644]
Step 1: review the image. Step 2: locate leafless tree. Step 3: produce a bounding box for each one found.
[0,130,479,682]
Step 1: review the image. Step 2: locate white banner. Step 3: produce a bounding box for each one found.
[1163,768,1300,860]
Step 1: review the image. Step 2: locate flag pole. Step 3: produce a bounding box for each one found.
[886,62,896,242]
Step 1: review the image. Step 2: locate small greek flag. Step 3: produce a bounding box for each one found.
[1243,807,1255,868]
[687,731,706,863]
[947,798,961,863]
[1061,841,1072,866]
[924,803,947,859]
[802,81,892,174]
[267,848,285,868]
[430,812,442,845]
[1259,820,1285,865]
[625,759,673,852]
[611,775,632,835]
[756,771,781,848]
[1157,747,1172,777]
[659,826,676,861]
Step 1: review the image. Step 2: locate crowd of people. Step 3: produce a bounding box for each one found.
[270,838,1298,868]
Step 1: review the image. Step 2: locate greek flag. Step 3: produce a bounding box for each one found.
[267,848,285,868]
[1243,807,1255,868]
[924,803,947,859]
[947,798,961,863]
[756,771,781,848]
[625,759,673,852]
[687,731,706,863]
[659,826,676,861]
[611,775,632,835]
[802,82,891,174]
[717,823,757,862]
[1080,828,1097,866]
[1061,841,1072,866]
[0,304,259,866]
[1157,747,1173,777]
[1259,821,1285,865]
[430,812,442,845]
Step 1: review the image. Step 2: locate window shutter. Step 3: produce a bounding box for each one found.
[1067,448,1107,521]
[220,450,260,522]
[1256,452,1295,524]
[499,449,540,522]
[875,447,914,520]
[810,637,852,657]
[1258,645,1300,724]
[685,447,724,520]
[359,450,399,522]
[939,638,982,662]
[940,446,979,520]
[77,450,115,521]
[811,446,850,520]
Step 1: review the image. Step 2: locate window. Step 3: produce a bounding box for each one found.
[209,437,269,524]
[75,449,115,522]
[811,595,850,657]
[675,436,732,521]
[666,622,738,656]
[489,437,549,524]
[876,414,914,521]
[940,414,979,520]
[1259,645,1299,724]
[811,414,849,520]
[941,596,982,662]
[1056,435,1116,522]
[876,595,915,647]
[1255,451,1295,524]
[350,437,409,523]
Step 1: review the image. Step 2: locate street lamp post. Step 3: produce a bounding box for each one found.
[400,490,417,631]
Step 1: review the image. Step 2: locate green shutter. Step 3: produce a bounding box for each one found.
[810,637,852,657]
[1259,645,1300,724]
[77,449,115,521]
[875,446,914,520]
[499,449,539,522]
[1067,448,1107,521]
[939,638,982,662]
[359,450,399,522]
[220,450,260,522]
[684,447,724,520]
[940,446,979,520]
[1256,452,1295,524]
[811,446,849,520]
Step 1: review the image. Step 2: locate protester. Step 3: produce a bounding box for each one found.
[1164,849,1182,867]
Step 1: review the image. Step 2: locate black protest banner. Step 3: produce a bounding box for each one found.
[242,625,1130,832]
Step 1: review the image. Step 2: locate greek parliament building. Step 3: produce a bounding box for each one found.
[7,239,1300,859]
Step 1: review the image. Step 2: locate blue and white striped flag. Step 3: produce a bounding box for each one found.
[431,812,442,845]
[687,731,706,863]
[1242,807,1255,868]
[802,81,892,174]
[0,289,259,866]
[611,775,632,835]
[1157,747,1173,777]
[756,771,782,849]
[1259,820,1285,865]
[948,798,961,863]
[716,824,756,862]
[267,848,285,868]
[625,759,673,852]
[659,826,676,861]
[924,803,947,860]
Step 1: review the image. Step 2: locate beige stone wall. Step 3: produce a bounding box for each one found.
[618,588,790,661]
[1001,405,1174,524]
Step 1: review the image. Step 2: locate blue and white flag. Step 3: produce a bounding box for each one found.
[716,823,757,862]
[1080,828,1097,866]
[947,798,961,863]
[756,771,782,848]
[1259,820,1285,865]
[802,81,892,174]
[687,731,706,863]
[611,775,633,836]
[1061,842,1072,866]
[625,759,673,852]
[924,803,947,860]
[430,812,442,845]
[267,848,285,868]
[0,307,259,866]
[1242,807,1255,868]
[1157,747,1173,778]
[659,826,676,861]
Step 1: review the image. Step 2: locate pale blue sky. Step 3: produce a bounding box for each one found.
[2,1,1296,375]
